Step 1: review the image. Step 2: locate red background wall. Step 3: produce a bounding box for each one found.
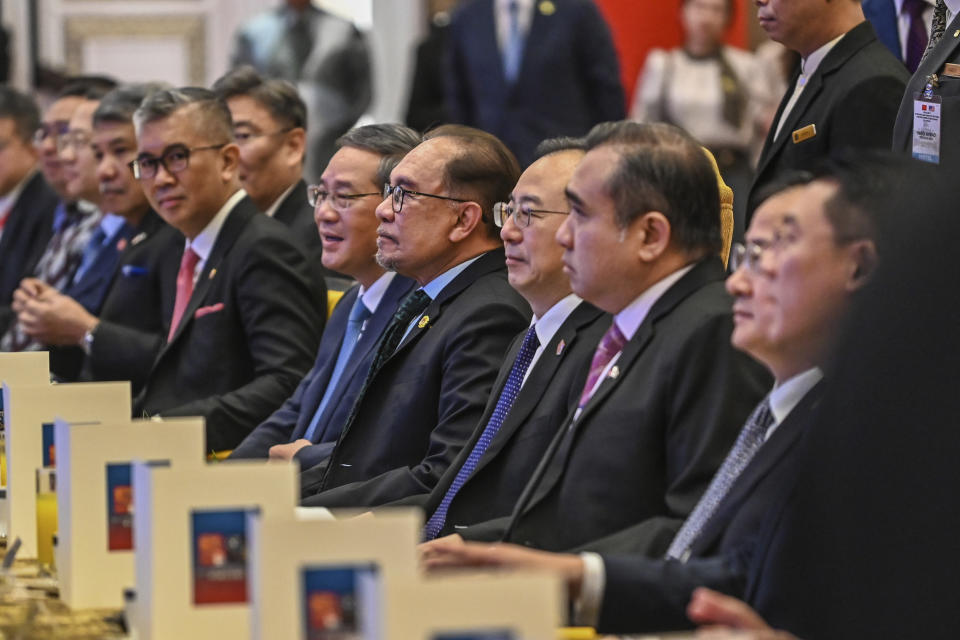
[594,0,750,108]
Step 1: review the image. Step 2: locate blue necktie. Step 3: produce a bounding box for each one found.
[422,325,541,540]
[302,295,373,443]
[72,224,109,285]
[503,0,524,84]
[665,395,774,561]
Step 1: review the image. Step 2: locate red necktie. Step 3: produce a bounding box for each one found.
[578,322,627,408]
[0,204,11,233]
[168,248,200,342]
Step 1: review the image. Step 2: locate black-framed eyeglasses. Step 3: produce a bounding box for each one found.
[382,183,469,214]
[729,240,772,272]
[234,126,295,146]
[306,185,380,211]
[493,201,568,229]
[129,143,228,180]
[33,121,71,145]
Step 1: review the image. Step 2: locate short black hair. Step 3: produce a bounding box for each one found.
[212,66,308,130]
[585,121,722,255]
[335,123,421,188]
[93,82,170,128]
[57,75,119,101]
[0,86,40,143]
[133,86,234,143]
[534,136,586,160]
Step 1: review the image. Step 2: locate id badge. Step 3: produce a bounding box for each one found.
[913,93,943,164]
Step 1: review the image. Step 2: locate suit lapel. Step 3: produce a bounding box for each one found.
[272,179,307,225]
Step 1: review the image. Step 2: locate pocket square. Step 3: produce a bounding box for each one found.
[121,265,148,277]
[194,303,224,318]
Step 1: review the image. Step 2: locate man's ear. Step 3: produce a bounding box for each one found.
[634,211,672,263]
[448,201,485,243]
[284,127,307,166]
[847,240,878,291]
[219,143,241,181]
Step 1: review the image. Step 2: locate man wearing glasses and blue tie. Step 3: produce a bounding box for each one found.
[299,124,531,508]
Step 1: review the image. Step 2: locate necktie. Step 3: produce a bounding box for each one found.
[302,296,374,443]
[167,248,200,342]
[904,0,932,73]
[665,396,775,561]
[578,322,627,409]
[920,0,948,67]
[72,224,109,286]
[422,325,541,541]
[503,0,524,84]
[289,12,313,74]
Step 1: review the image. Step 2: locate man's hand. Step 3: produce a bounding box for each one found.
[268,439,313,461]
[17,289,97,345]
[420,537,585,598]
[11,278,51,314]
[688,588,799,640]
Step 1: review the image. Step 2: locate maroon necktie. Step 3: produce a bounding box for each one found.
[578,322,627,408]
[904,0,931,73]
[167,248,200,342]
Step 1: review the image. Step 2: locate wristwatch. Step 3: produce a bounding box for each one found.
[80,324,98,356]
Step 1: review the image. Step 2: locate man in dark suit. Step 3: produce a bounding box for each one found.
[400,137,607,540]
[212,66,332,284]
[230,123,421,469]
[423,159,883,635]
[892,0,960,169]
[299,124,531,507]
[422,122,768,556]
[12,84,180,391]
[747,0,908,220]
[130,87,325,452]
[445,0,625,167]
[862,0,935,71]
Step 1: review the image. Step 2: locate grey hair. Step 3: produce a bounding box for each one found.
[133,87,234,143]
[93,82,171,128]
[336,123,422,187]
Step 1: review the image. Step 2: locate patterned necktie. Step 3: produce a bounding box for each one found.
[904,0,932,73]
[920,0,948,66]
[303,296,374,443]
[665,396,775,561]
[167,248,200,342]
[578,322,627,409]
[503,0,524,83]
[422,325,541,541]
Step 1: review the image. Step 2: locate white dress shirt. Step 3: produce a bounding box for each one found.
[947,0,960,24]
[522,293,582,386]
[773,33,845,141]
[262,182,297,218]
[185,189,247,285]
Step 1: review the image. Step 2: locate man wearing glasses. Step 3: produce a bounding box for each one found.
[299,124,531,508]
[212,67,329,283]
[230,123,420,468]
[131,87,325,453]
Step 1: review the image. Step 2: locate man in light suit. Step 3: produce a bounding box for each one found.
[299,124,532,507]
[230,123,421,469]
[892,0,960,169]
[131,87,325,452]
[747,0,908,220]
[423,121,769,555]
[445,0,625,167]
[423,157,884,635]
[231,0,372,181]
[392,137,608,540]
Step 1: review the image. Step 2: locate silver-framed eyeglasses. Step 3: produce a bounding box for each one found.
[729,239,773,272]
[383,183,469,214]
[129,143,228,180]
[33,121,71,145]
[493,201,569,228]
[306,185,380,210]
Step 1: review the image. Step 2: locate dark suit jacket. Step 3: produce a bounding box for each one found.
[133,196,325,451]
[61,218,135,314]
[748,21,908,220]
[445,0,624,166]
[862,0,903,63]
[466,257,771,553]
[300,249,531,507]
[411,301,609,538]
[893,14,960,169]
[594,384,823,634]
[230,273,416,469]
[0,172,59,307]
[50,210,176,386]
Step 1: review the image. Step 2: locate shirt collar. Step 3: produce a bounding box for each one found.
[420,254,483,301]
[99,213,129,242]
[357,271,397,314]
[531,293,582,347]
[263,182,298,218]
[614,264,695,340]
[946,0,960,18]
[187,189,246,262]
[801,32,845,79]
[769,367,823,426]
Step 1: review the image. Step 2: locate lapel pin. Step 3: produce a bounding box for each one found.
[556,339,566,356]
[954,29,959,37]
[609,366,620,379]
[539,0,555,15]
[131,232,147,246]
[418,315,430,329]
[208,268,217,280]
[116,238,128,252]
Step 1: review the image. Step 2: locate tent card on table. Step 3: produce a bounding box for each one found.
[1,381,131,557]
[129,460,298,640]
[55,416,207,609]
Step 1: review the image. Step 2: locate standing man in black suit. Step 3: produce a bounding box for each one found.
[230,123,420,469]
[299,125,531,507]
[893,0,960,169]
[445,0,625,167]
[747,0,908,220]
[212,66,331,284]
[424,121,769,554]
[131,87,325,452]
[423,161,883,635]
